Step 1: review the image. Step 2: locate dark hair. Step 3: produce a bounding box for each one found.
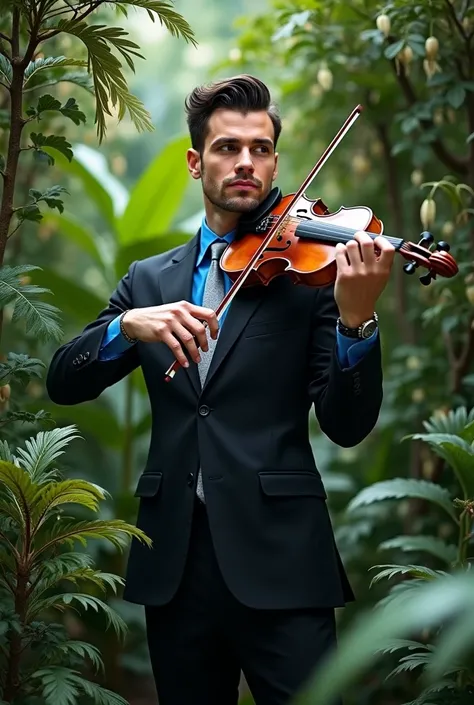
[184,74,281,153]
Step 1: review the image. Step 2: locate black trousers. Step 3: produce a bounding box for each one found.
[145,499,342,705]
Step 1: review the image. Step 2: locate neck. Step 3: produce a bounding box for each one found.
[203,198,240,236]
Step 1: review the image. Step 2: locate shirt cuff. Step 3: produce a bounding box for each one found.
[336,328,379,369]
[98,314,136,361]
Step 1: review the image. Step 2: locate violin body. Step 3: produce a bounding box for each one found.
[221,192,385,287]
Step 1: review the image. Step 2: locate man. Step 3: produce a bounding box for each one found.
[46,74,395,705]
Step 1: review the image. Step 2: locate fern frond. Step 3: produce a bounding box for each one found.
[33,666,129,705]
[16,425,80,484]
[0,460,36,524]
[0,265,62,342]
[347,479,456,521]
[49,640,104,673]
[403,680,457,705]
[378,535,457,565]
[30,479,107,533]
[422,406,474,435]
[36,518,152,556]
[385,651,433,680]
[374,639,433,656]
[28,593,127,638]
[24,71,95,95]
[369,564,447,587]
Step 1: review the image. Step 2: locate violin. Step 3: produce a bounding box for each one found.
[164,105,458,382]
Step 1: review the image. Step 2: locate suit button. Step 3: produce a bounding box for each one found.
[83,351,90,360]
[187,473,194,486]
[77,354,84,362]
[73,358,78,366]
[198,405,210,417]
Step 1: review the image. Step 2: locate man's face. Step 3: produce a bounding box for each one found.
[187,108,279,215]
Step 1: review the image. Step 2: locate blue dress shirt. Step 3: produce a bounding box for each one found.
[98,217,378,367]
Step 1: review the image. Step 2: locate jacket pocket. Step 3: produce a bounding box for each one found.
[134,471,163,498]
[258,471,327,498]
[244,319,304,339]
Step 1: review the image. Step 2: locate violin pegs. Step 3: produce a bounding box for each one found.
[419,271,433,286]
[403,261,418,275]
[419,231,434,247]
[436,240,451,252]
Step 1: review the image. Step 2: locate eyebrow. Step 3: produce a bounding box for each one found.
[211,137,274,148]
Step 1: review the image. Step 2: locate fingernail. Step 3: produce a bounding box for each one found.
[183,361,189,368]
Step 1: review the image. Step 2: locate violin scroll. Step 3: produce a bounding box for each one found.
[399,231,458,285]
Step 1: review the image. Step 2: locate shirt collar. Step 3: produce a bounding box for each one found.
[196,217,236,267]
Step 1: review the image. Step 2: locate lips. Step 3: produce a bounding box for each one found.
[229,181,259,189]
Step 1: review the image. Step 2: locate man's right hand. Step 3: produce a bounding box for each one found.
[121,302,219,368]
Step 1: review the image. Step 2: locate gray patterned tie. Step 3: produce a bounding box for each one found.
[196,240,227,503]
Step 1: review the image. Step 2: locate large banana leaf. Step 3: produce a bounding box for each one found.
[41,212,109,272]
[117,134,191,244]
[114,232,190,279]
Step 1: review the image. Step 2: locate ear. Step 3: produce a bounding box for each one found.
[187,148,201,180]
[272,152,279,182]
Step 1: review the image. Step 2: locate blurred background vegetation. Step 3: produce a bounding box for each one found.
[1,1,474,704]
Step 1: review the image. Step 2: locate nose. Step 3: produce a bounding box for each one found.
[234,148,254,174]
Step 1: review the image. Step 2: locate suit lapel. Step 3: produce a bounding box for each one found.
[202,285,265,392]
[159,234,201,395]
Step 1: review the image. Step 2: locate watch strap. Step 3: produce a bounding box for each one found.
[337,312,378,339]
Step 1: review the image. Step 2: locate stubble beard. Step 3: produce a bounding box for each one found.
[202,173,265,214]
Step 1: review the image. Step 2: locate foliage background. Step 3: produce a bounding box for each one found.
[2,0,474,703]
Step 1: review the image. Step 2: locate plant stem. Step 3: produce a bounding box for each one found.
[3,568,28,701]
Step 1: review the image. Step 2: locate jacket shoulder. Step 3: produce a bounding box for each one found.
[133,238,196,274]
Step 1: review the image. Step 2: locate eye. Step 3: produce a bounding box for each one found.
[254,145,270,154]
[219,144,236,152]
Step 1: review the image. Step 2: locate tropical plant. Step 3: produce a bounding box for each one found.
[0,423,151,703]
[296,406,474,705]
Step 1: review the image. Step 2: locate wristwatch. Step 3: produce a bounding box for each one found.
[337,312,378,339]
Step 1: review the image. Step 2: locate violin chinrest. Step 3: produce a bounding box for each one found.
[237,187,283,235]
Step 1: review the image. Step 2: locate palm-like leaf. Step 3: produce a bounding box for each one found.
[33,666,129,705]
[23,57,88,88]
[46,640,104,673]
[374,639,433,656]
[378,536,457,566]
[0,264,62,342]
[30,479,109,533]
[29,566,124,605]
[55,20,152,143]
[346,479,457,521]
[421,406,474,435]
[16,425,81,484]
[29,593,127,638]
[116,0,196,45]
[36,518,151,556]
[369,564,447,587]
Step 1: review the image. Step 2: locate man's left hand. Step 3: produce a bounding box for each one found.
[334,231,395,328]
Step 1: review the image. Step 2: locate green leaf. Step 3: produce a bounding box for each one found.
[55,20,153,143]
[24,57,88,87]
[51,144,126,229]
[378,535,457,565]
[30,133,73,163]
[117,134,190,244]
[55,640,104,673]
[0,352,45,386]
[33,666,80,705]
[374,639,432,656]
[0,264,63,342]
[15,204,42,223]
[384,40,405,60]
[27,95,86,126]
[406,433,474,498]
[119,0,196,45]
[370,564,446,587]
[16,425,80,485]
[32,268,106,327]
[422,407,474,436]
[346,479,457,521]
[0,55,12,85]
[40,213,107,271]
[293,571,474,705]
[385,651,433,680]
[446,86,466,109]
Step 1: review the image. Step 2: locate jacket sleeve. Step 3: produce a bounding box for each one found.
[308,283,383,447]
[46,262,140,405]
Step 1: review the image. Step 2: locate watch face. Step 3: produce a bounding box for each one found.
[361,320,377,338]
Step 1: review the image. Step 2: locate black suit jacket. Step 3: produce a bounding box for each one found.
[46,233,383,609]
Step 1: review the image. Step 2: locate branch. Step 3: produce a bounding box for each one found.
[390,57,469,175]
[0,33,12,44]
[444,0,468,40]
[443,317,474,393]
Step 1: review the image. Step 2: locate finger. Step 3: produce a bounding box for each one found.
[188,305,219,340]
[353,231,376,267]
[181,313,209,353]
[161,331,189,368]
[345,239,364,269]
[335,243,350,270]
[374,235,396,266]
[172,321,202,364]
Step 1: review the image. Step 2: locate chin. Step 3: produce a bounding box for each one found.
[223,195,261,213]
